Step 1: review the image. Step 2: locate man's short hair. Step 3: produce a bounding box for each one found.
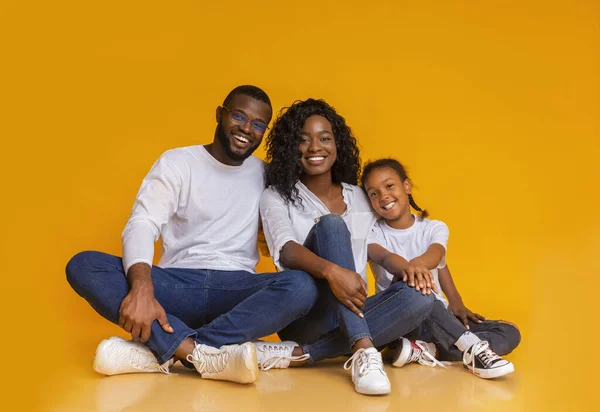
[223,85,271,109]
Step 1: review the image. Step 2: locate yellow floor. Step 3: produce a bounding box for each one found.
[38,345,528,412]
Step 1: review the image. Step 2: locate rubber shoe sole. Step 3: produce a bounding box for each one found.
[463,361,515,379]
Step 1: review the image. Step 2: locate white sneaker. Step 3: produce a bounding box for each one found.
[463,340,515,379]
[343,348,391,395]
[254,340,310,370]
[93,336,173,376]
[186,342,258,384]
[392,337,446,368]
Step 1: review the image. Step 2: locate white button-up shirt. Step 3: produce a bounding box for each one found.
[260,182,377,284]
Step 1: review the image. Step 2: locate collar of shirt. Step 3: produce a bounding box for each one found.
[296,181,354,216]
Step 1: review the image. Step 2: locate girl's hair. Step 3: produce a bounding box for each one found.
[264,98,361,206]
[361,158,429,220]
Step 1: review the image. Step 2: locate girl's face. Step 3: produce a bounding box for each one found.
[298,115,337,177]
[363,167,412,221]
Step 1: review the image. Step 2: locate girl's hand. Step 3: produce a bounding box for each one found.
[448,302,486,328]
[402,261,439,295]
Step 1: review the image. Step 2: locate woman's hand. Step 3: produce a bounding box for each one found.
[323,263,367,318]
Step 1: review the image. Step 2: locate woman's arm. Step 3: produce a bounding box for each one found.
[260,189,367,317]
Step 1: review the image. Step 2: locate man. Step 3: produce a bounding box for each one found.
[66,85,317,384]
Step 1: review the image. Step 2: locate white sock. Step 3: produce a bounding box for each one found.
[455,331,481,352]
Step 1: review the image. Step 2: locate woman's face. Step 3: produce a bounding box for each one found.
[298,115,337,177]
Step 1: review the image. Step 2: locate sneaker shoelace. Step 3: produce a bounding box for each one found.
[127,347,172,374]
[258,344,310,371]
[343,349,385,377]
[465,341,501,372]
[408,340,446,368]
[187,345,229,375]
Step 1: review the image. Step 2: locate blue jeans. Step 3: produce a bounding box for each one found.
[278,214,435,362]
[66,251,319,365]
[414,299,521,361]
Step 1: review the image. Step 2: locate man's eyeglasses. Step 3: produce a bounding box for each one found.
[221,106,269,134]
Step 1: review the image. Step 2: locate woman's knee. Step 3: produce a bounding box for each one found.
[315,214,350,236]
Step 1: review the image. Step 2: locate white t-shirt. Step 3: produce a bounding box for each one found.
[368,216,449,305]
[122,145,264,274]
[260,182,377,284]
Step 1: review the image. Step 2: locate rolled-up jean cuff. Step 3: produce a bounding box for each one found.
[155,331,197,365]
[304,332,373,363]
[349,333,373,348]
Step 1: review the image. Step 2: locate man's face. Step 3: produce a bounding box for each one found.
[215,94,272,162]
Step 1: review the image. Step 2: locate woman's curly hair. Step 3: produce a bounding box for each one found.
[264,98,361,207]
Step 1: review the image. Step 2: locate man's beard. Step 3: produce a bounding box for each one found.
[216,122,257,162]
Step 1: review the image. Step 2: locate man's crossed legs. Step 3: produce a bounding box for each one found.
[66,251,318,383]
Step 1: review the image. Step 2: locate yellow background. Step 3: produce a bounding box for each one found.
[1,0,598,410]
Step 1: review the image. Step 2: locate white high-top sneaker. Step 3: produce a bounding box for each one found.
[186,342,258,384]
[93,337,174,376]
[254,340,310,370]
[392,337,446,368]
[343,348,391,395]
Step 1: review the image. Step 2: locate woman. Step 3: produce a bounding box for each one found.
[258,98,435,396]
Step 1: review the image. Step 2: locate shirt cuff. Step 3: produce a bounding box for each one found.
[123,258,153,276]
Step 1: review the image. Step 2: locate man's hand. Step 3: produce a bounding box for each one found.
[402,260,439,295]
[323,263,367,318]
[448,301,485,329]
[118,289,174,342]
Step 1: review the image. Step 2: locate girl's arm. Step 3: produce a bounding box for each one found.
[438,264,486,328]
[368,243,438,294]
[409,243,446,270]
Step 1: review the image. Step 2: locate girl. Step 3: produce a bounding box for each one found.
[362,158,520,379]
[258,99,435,395]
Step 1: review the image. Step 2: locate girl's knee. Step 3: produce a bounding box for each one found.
[499,320,521,353]
[391,282,435,312]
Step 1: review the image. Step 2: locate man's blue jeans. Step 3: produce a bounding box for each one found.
[66,252,319,365]
[278,214,436,362]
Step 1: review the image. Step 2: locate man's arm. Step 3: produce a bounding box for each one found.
[119,153,183,341]
[119,263,173,342]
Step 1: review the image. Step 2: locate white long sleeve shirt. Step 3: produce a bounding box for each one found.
[122,145,264,274]
[259,182,377,283]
